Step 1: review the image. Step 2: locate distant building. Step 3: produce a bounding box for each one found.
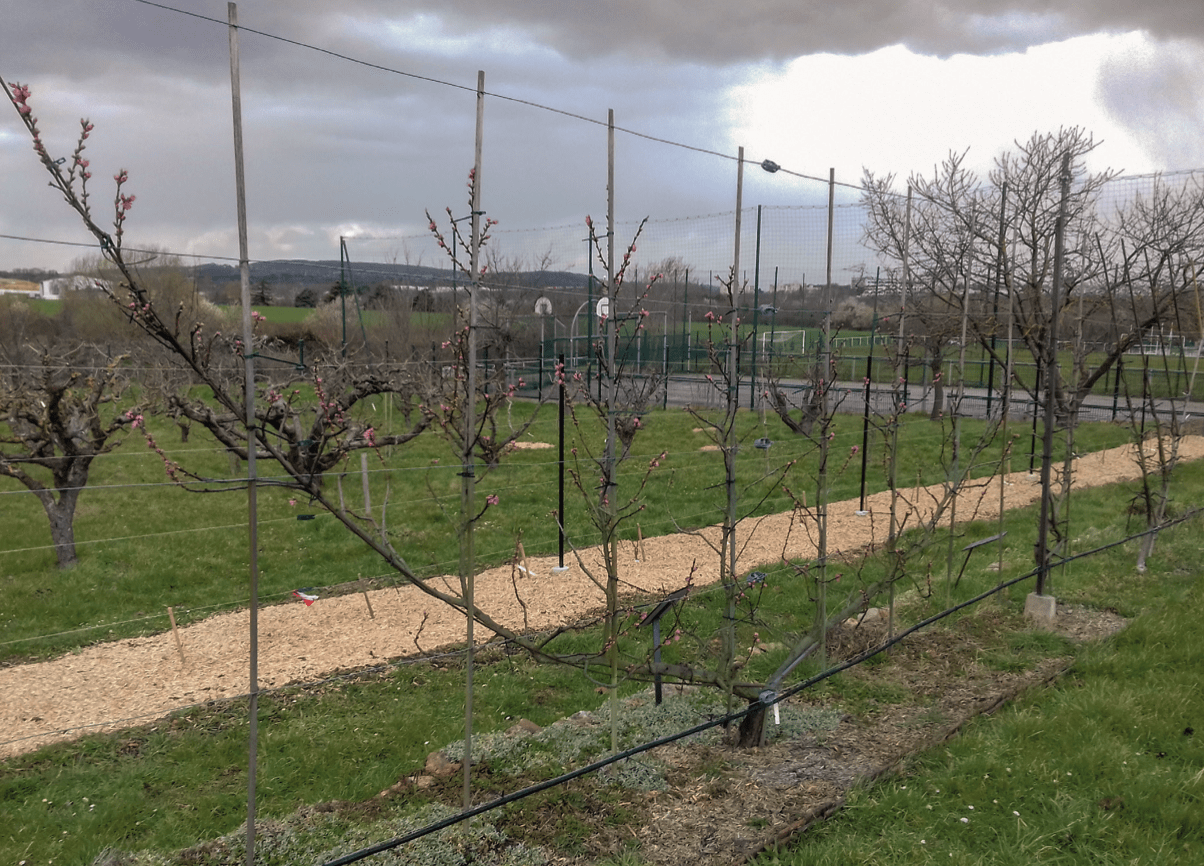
[0,279,42,298]
[38,274,111,299]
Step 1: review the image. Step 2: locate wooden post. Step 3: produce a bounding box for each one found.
[227,5,260,862]
[167,606,186,667]
[460,68,486,813]
[361,452,371,514]
[362,590,375,620]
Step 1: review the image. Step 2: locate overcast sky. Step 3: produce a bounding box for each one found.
[2,0,1203,278]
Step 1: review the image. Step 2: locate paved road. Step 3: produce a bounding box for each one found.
[518,364,1204,427]
[652,373,1202,427]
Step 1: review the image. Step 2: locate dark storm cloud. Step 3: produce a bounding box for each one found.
[336,0,1201,61]
[13,0,1199,81]
[3,0,1201,270]
[1,0,739,269]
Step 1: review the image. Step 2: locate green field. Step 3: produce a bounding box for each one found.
[0,398,1131,665]
[1,437,1199,864]
[2,385,1199,864]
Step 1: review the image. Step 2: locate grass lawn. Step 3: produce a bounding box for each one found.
[0,424,1199,863]
[0,397,1130,665]
[756,472,1204,866]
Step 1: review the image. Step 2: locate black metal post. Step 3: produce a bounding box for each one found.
[858,339,873,514]
[682,268,689,374]
[750,205,762,410]
[1030,358,1041,473]
[558,354,566,570]
[1112,355,1123,422]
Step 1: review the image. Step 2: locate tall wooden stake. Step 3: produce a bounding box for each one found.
[888,185,912,643]
[720,148,744,723]
[1036,153,1071,597]
[461,69,485,811]
[227,5,259,863]
[816,168,835,671]
[605,108,621,753]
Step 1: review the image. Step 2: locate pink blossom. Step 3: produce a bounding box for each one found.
[486,493,499,506]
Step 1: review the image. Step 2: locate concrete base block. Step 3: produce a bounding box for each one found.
[1024,592,1057,627]
[551,566,570,573]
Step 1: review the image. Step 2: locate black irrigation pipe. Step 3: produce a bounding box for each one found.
[323,508,1202,864]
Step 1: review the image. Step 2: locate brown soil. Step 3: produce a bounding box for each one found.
[3,438,1201,762]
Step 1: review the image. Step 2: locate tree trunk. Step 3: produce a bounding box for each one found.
[40,487,82,569]
[929,355,945,421]
[737,700,766,747]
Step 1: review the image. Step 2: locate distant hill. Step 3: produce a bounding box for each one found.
[191,260,592,290]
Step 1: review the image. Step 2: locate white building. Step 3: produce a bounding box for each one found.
[38,274,111,299]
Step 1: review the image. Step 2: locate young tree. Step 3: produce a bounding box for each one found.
[559,215,667,749]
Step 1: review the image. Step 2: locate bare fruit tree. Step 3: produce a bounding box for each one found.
[0,346,138,568]
[862,128,1204,577]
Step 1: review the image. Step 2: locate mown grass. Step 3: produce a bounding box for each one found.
[0,648,637,863]
[1,439,1200,863]
[754,470,1204,866]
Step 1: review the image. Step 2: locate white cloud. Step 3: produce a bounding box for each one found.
[724,33,1157,187]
